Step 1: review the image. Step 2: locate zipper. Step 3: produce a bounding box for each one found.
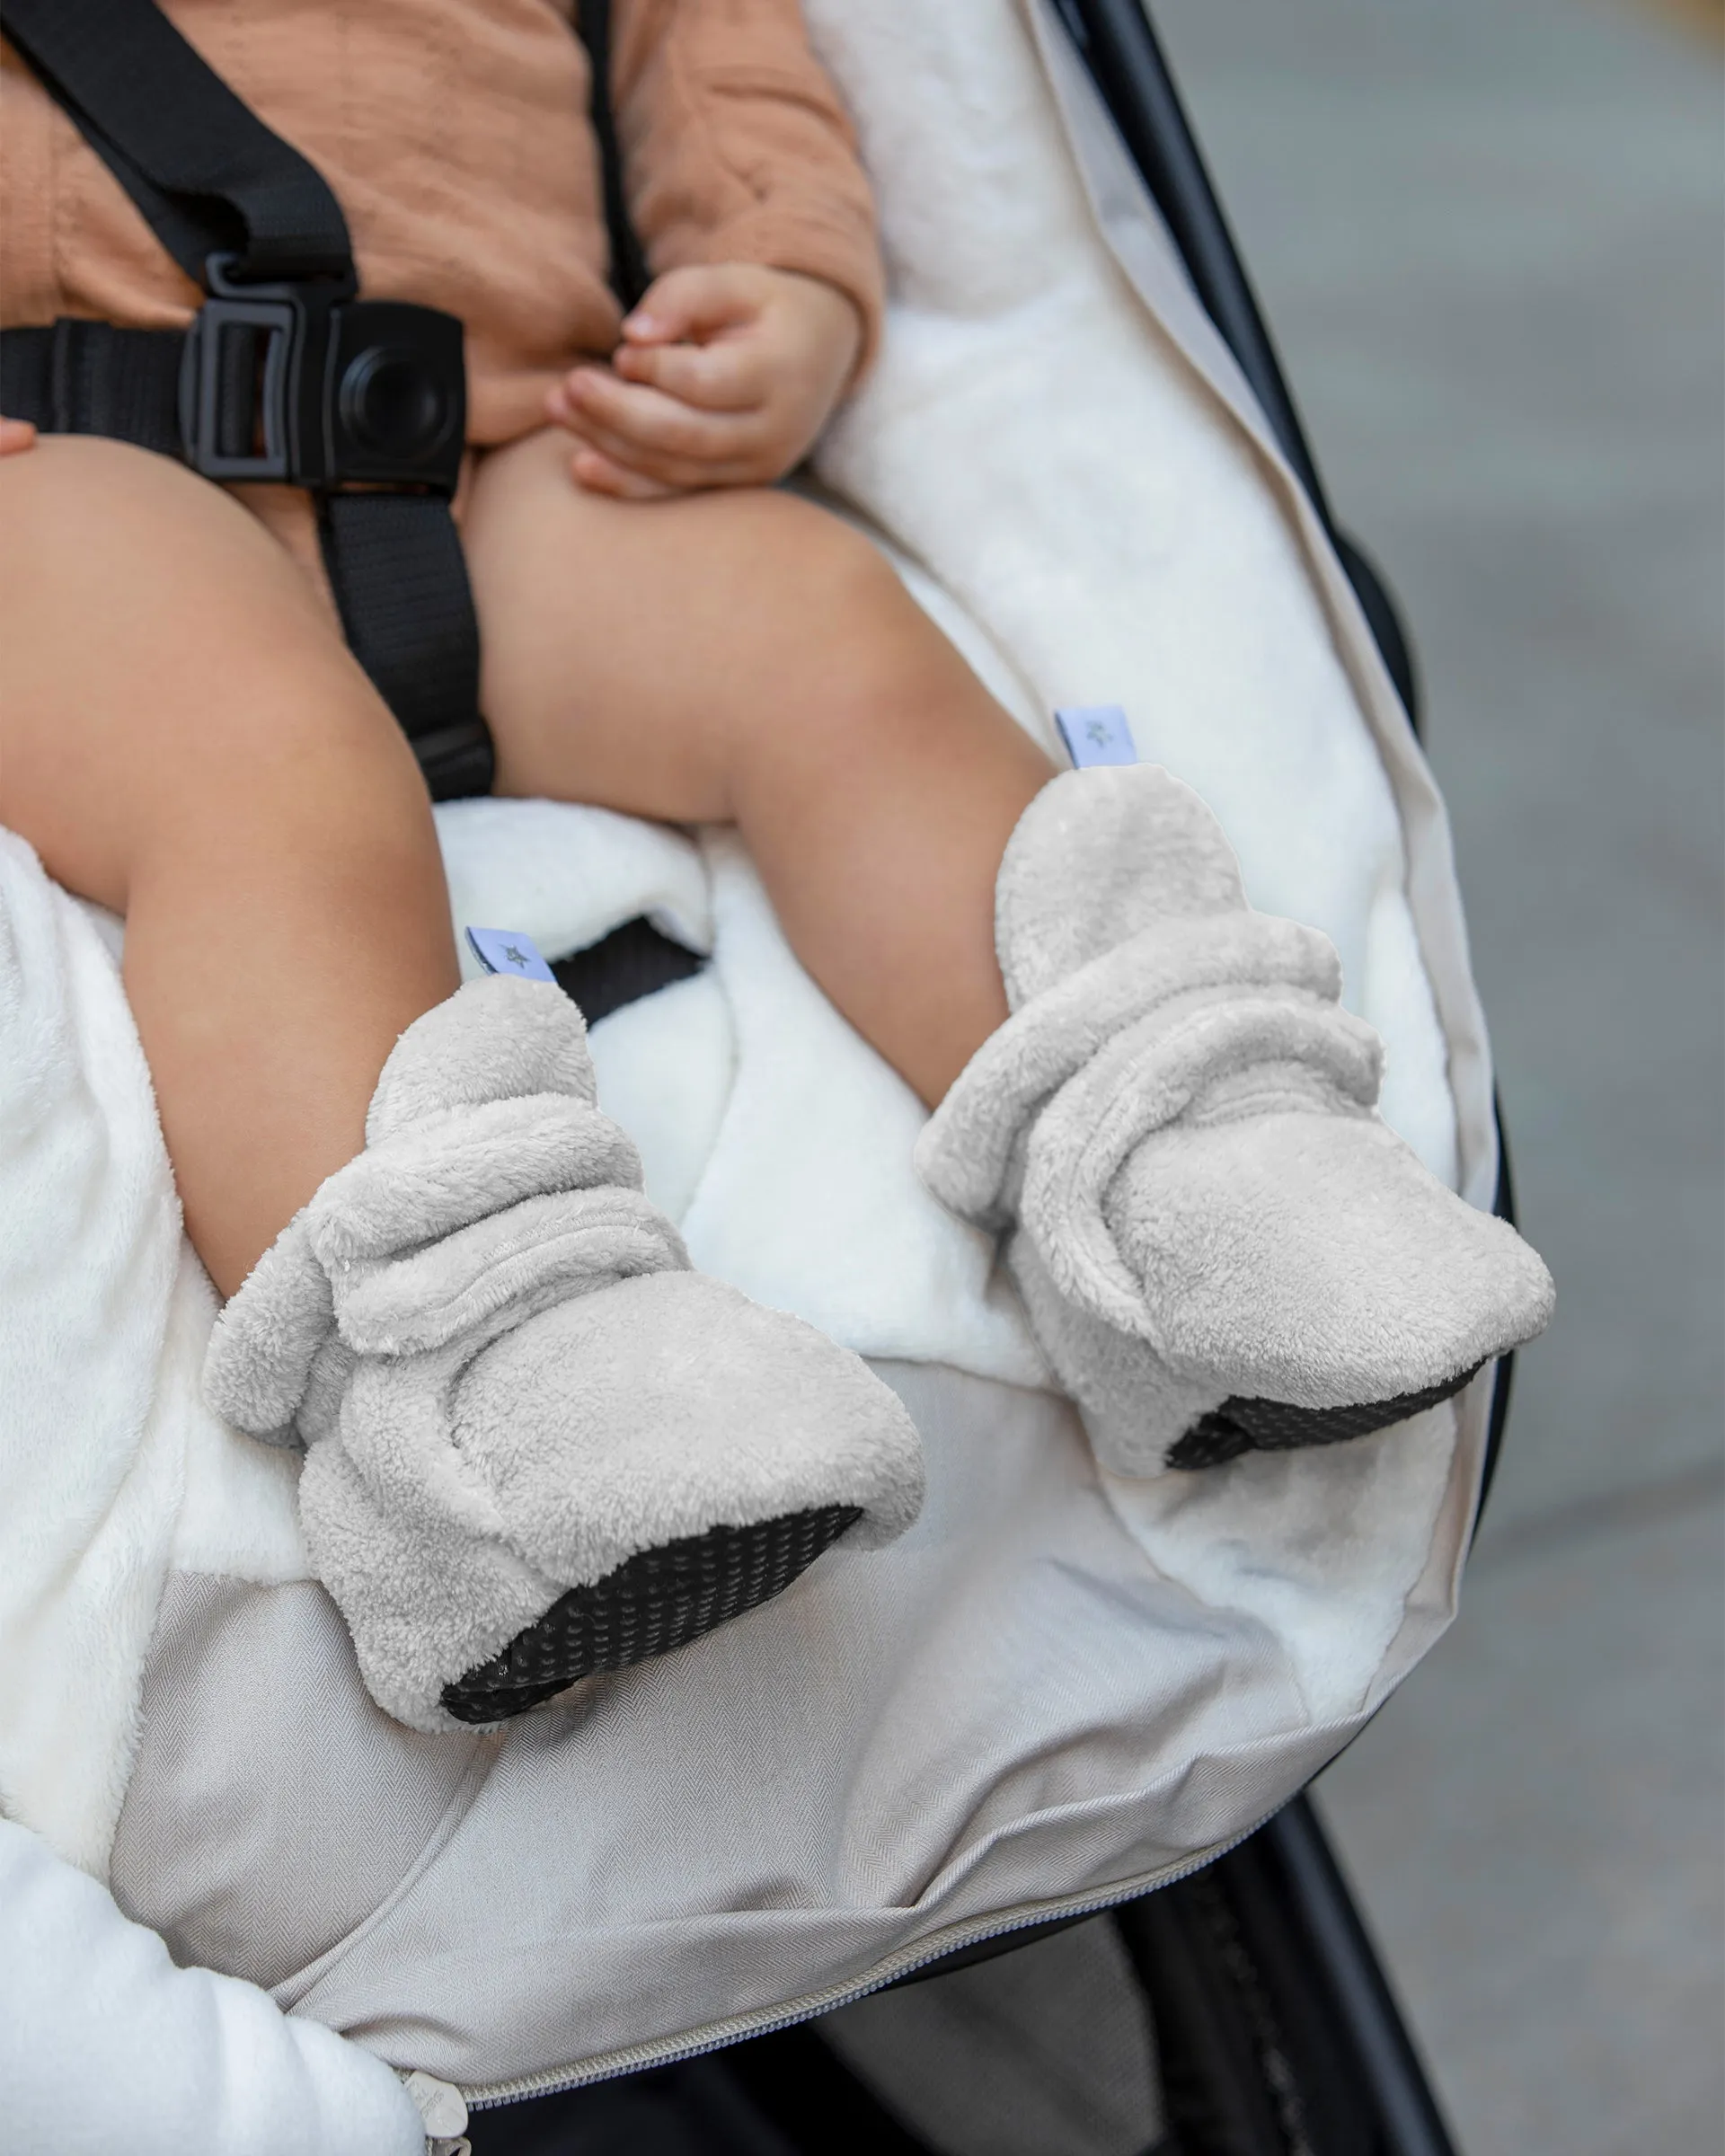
[402,2067,473,2154]
[458,1811,1274,2111]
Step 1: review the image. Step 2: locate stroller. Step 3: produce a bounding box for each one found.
[0,4,1517,2152]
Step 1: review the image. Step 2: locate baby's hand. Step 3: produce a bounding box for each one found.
[546,263,862,499]
[0,419,39,455]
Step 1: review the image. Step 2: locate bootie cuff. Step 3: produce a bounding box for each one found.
[202,1214,333,1445]
[331,1188,687,1356]
[916,908,1344,1228]
[1021,994,1384,1340]
[308,1095,644,1267]
[203,976,645,1442]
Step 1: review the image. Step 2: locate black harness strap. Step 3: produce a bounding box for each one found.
[0,0,492,801]
[0,0,351,285]
[577,0,650,312]
[0,321,186,458]
[319,494,491,798]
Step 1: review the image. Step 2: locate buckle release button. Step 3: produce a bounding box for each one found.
[338,346,456,463]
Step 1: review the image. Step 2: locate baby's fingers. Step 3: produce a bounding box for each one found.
[561,367,751,464]
[562,411,766,491]
[569,444,685,499]
[612,338,763,412]
[0,418,39,455]
[622,263,765,346]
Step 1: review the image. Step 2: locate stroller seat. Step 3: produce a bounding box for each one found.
[0,0,1507,2126]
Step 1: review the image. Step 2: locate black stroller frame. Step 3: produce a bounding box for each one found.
[475,5,1514,2152]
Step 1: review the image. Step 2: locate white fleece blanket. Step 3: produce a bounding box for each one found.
[0,0,1477,1886]
[0,1819,426,2156]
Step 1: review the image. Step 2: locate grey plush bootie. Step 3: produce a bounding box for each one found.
[204,977,924,1733]
[916,764,1553,1476]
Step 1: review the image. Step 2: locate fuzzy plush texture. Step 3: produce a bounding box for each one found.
[0,1818,426,2156]
[805,0,1477,1201]
[0,833,189,1878]
[204,976,924,1733]
[677,827,1051,1385]
[438,794,713,974]
[918,766,1555,1473]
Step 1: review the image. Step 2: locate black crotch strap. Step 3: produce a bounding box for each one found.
[321,495,491,801]
[0,0,493,803]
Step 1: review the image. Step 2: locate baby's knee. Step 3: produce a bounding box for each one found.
[0,436,310,625]
[0,437,410,816]
[730,487,901,612]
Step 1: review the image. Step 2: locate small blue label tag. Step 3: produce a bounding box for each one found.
[465,926,558,984]
[1055,705,1138,769]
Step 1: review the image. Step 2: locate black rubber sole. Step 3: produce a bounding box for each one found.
[1166,1362,1485,1471]
[441,1504,863,1725]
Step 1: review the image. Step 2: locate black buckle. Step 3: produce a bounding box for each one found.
[179,254,465,494]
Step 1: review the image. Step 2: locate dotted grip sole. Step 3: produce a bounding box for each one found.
[441,1505,863,1725]
[1167,1363,1485,1471]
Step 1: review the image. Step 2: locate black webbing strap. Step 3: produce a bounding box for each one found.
[577,0,650,311]
[320,495,492,800]
[0,0,492,801]
[0,321,185,457]
[0,0,350,286]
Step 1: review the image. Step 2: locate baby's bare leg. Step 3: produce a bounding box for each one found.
[0,440,458,1296]
[466,429,1055,1105]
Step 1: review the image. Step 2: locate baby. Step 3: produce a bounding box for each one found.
[0,0,1551,1733]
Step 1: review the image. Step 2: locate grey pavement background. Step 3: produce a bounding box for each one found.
[1146,1,1724,2149]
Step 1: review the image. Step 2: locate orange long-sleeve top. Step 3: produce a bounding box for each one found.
[0,0,885,445]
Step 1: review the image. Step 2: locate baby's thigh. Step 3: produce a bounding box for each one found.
[463,427,909,815]
[0,439,389,909]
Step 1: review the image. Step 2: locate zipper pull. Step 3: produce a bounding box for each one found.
[402,2067,471,2155]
